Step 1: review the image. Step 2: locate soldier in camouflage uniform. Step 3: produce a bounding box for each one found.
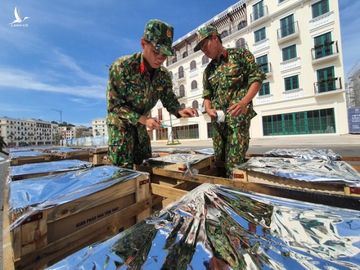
[107,19,198,169]
[194,25,266,177]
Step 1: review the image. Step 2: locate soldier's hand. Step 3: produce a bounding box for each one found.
[206,108,217,120]
[227,101,248,117]
[145,118,161,130]
[178,108,199,118]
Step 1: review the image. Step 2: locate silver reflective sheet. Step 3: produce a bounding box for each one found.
[264,148,342,161]
[194,148,214,155]
[48,184,360,270]
[10,150,45,158]
[153,148,192,154]
[148,153,209,165]
[42,147,80,153]
[237,157,360,186]
[9,165,145,229]
[9,159,93,179]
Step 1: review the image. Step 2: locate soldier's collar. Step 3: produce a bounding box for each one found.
[140,53,155,75]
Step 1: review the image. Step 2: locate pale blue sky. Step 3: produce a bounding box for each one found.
[0,0,358,126]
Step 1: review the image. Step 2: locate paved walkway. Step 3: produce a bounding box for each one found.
[152,134,360,148]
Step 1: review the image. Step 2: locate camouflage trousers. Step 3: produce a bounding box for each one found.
[107,124,151,169]
[212,119,250,177]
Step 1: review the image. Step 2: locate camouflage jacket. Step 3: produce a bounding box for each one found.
[202,48,266,124]
[106,52,180,129]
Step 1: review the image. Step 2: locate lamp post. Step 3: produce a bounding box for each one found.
[51,109,63,124]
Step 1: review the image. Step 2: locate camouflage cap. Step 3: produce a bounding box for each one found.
[144,19,174,56]
[194,25,219,52]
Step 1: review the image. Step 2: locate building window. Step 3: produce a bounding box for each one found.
[235,38,246,48]
[262,108,335,136]
[314,32,333,59]
[253,0,264,20]
[254,27,266,43]
[312,0,329,18]
[192,100,199,109]
[220,30,229,38]
[259,82,270,96]
[179,85,185,97]
[256,55,269,73]
[180,103,186,109]
[202,55,209,65]
[237,20,247,30]
[284,75,299,91]
[178,66,184,78]
[317,66,336,93]
[169,71,173,79]
[190,60,196,71]
[191,80,197,90]
[280,14,295,38]
[282,44,297,61]
[158,108,163,121]
[173,124,199,139]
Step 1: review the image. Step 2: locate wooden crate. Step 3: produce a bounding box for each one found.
[88,146,110,165]
[46,149,91,162]
[5,167,152,270]
[10,154,55,166]
[145,165,360,211]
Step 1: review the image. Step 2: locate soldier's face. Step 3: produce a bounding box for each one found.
[142,39,167,69]
[201,35,219,59]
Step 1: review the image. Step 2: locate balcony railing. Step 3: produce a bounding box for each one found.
[314,77,342,94]
[277,21,299,42]
[311,41,339,60]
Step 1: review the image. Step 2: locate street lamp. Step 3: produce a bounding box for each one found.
[51,109,63,123]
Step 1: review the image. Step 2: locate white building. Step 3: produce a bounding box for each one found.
[92,118,108,137]
[150,0,347,141]
[0,117,59,147]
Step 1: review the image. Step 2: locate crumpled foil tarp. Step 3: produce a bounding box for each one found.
[0,156,4,162]
[41,147,82,153]
[8,165,147,230]
[9,159,93,180]
[237,157,360,186]
[194,148,215,156]
[9,150,47,159]
[47,184,360,270]
[264,148,342,161]
[152,148,192,154]
[147,153,210,175]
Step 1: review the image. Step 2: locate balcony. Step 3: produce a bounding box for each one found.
[277,21,299,44]
[314,77,342,95]
[250,5,269,27]
[311,41,339,65]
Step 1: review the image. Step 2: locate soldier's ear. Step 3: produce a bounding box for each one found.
[141,38,146,49]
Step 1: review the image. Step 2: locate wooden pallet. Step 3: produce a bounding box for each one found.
[4,169,152,270]
[10,154,55,166]
[46,149,91,162]
[141,164,360,211]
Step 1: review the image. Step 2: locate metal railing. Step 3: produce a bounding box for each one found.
[314,77,342,94]
[311,41,338,60]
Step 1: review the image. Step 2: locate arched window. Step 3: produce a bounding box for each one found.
[169,71,173,79]
[182,51,188,58]
[220,30,229,38]
[191,80,197,90]
[238,20,247,30]
[180,103,186,109]
[202,55,209,65]
[178,66,184,78]
[190,60,196,71]
[235,38,246,49]
[192,100,199,109]
[179,85,185,97]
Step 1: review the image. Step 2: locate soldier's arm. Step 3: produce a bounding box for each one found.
[106,63,142,127]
